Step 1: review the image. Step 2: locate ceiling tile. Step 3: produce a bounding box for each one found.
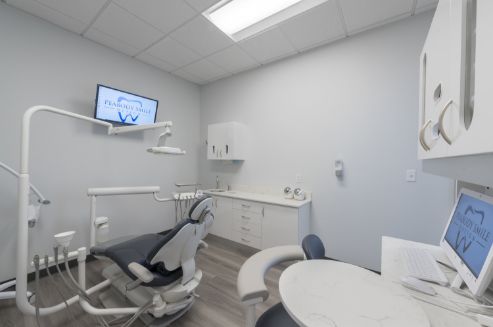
[136,53,177,72]
[6,0,87,33]
[415,0,438,13]
[173,68,205,84]
[170,15,233,56]
[35,0,107,24]
[239,27,297,64]
[144,37,201,68]
[184,0,220,13]
[90,3,164,50]
[280,0,346,51]
[339,0,414,34]
[114,0,196,34]
[207,45,259,74]
[85,27,141,56]
[181,59,229,81]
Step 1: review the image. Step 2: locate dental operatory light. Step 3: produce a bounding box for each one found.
[147,126,186,155]
[203,0,327,42]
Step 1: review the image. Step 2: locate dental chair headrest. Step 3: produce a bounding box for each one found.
[188,196,213,221]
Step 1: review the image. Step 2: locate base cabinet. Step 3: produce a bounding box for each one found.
[209,196,310,249]
[209,196,232,239]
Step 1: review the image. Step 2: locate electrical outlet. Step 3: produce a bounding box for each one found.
[406,169,417,182]
[295,174,303,184]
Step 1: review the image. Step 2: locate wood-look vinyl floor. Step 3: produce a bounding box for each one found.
[0,235,293,327]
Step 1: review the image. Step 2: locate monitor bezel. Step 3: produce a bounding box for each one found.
[440,188,493,297]
[94,84,159,126]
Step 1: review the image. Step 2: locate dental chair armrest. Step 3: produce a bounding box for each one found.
[237,245,305,303]
[128,262,154,283]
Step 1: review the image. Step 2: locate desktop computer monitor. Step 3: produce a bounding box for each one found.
[441,188,493,297]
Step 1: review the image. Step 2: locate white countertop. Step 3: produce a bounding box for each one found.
[202,189,311,208]
[279,260,430,327]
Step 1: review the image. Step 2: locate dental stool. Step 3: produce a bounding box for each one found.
[302,234,326,260]
[90,196,213,326]
[237,234,326,327]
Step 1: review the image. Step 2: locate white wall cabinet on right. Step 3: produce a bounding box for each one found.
[418,0,493,159]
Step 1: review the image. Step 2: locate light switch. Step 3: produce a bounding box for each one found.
[406,169,417,182]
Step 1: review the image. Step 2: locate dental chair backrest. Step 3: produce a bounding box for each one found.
[146,196,214,284]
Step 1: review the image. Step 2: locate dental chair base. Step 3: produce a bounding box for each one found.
[99,263,202,324]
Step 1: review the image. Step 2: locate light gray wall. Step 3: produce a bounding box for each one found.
[199,12,455,271]
[0,4,201,281]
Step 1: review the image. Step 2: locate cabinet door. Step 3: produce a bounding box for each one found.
[262,205,299,249]
[209,196,232,239]
[207,124,227,160]
[207,122,247,160]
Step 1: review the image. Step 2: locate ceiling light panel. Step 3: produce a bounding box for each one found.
[204,0,328,42]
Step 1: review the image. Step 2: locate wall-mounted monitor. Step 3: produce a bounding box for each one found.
[95,84,158,125]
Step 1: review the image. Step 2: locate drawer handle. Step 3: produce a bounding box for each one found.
[241,227,251,232]
[241,204,251,208]
[241,216,250,220]
[241,238,250,243]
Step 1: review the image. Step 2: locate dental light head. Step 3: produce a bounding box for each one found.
[147,125,186,155]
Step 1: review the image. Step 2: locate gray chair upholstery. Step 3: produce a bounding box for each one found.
[91,196,213,287]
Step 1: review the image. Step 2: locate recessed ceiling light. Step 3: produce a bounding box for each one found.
[203,0,328,42]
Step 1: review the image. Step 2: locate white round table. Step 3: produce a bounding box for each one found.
[279,260,430,327]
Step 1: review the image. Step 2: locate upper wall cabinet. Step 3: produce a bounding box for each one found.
[419,0,493,160]
[207,122,248,160]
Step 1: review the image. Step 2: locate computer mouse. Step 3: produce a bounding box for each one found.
[400,276,437,296]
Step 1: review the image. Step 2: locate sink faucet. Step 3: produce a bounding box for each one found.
[216,175,220,190]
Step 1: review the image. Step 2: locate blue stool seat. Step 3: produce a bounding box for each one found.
[256,302,298,327]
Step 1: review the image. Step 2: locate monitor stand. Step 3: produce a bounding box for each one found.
[451,274,464,289]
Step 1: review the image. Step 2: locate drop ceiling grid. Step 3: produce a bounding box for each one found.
[4,0,438,85]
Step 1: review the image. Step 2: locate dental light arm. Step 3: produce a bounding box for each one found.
[0,161,49,205]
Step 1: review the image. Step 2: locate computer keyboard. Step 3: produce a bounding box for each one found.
[400,247,449,286]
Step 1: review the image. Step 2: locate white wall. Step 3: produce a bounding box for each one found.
[0,4,201,281]
[199,11,455,271]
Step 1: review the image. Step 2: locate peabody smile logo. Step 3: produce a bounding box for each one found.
[454,205,489,254]
[104,96,151,123]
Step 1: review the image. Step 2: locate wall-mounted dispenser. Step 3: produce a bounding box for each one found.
[335,159,344,177]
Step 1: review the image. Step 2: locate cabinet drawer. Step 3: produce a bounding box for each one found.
[232,231,261,249]
[233,217,261,237]
[233,200,263,215]
[233,210,262,225]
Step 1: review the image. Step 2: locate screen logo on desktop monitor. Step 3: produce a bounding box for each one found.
[445,194,493,277]
[454,205,488,255]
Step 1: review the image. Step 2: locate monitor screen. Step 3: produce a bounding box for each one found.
[444,193,493,278]
[95,85,158,125]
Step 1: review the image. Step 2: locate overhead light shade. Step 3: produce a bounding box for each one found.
[204,0,327,42]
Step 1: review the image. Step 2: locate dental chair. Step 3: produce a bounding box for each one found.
[237,234,326,327]
[90,196,214,326]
